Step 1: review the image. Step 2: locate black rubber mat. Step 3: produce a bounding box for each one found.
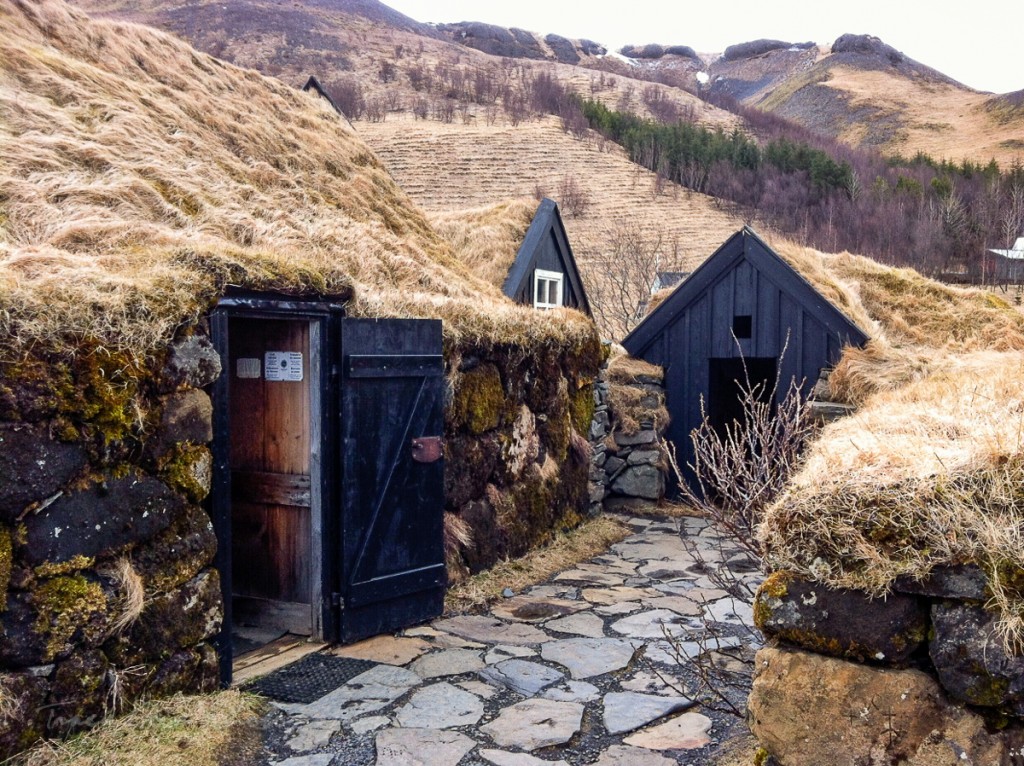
[245,653,378,704]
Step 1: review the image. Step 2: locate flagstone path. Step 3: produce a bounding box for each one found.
[254,514,763,765]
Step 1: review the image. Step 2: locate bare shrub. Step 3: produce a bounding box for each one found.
[412,96,429,120]
[556,173,590,218]
[325,78,364,120]
[365,96,387,123]
[433,98,455,123]
[677,340,813,560]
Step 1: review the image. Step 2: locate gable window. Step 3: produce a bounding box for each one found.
[534,269,564,309]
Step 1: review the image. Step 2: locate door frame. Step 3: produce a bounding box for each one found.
[209,292,344,685]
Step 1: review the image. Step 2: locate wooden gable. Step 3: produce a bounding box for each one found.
[502,198,592,315]
[622,226,868,493]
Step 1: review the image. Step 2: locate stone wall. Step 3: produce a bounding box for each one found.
[750,568,1024,765]
[0,318,604,755]
[0,330,223,757]
[443,337,604,580]
[586,359,669,513]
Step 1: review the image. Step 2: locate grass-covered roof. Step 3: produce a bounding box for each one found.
[0,1,596,361]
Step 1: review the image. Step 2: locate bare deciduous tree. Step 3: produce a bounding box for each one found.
[556,174,590,218]
[583,222,684,340]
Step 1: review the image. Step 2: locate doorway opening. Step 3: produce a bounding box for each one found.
[707,357,777,437]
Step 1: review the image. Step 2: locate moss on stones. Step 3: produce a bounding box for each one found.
[33,555,95,579]
[158,443,212,503]
[450,363,506,434]
[32,574,108,661]
[569,384,596,435]
[0,526,11,603]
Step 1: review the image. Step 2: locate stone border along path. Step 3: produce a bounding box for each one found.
[255,515,763,765]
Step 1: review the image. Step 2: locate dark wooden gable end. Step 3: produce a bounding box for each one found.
[502,198,592,315]
[622,227,869,492]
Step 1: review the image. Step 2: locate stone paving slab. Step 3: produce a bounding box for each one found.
[255,514,761,765]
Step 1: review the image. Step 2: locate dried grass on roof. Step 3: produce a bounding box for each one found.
[0,1,596,362]
[429,198,536,290]
[752,237,1024,645]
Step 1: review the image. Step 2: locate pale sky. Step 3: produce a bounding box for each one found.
[384,1,1023,95]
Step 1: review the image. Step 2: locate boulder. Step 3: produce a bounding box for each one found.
[930,601,1024,714]
[149,389,213,459]
[0,423,88,522]
[722,39,791,61]
[0,669,50,759]
[130,502,217,594]
[21,471,185,567]
[749,647,1024,766]
[545,34,579,64]
[105,569,222,665]
[611,465,664,500]
[45,649,109,735]
[894,564,989,601]
[754,572,927,664]
[614,429,656,447]
[159,335,221,392]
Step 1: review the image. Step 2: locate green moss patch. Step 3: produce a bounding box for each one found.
[450,363,506,434]
[32,573,108,661]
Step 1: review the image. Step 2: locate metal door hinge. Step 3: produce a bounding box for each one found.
[411,436,443,463]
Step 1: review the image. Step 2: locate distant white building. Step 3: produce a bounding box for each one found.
[989,237,1024,260]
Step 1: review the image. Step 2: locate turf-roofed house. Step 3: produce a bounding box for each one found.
[0,1,601,754]
[622,227,868,492]
[431,197,592,314]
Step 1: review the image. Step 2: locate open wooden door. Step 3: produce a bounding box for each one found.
[338,318,446,642]
[228,318,319,637]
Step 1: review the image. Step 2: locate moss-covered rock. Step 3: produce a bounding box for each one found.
[754,572,927,665]
[445,433,502,510]
[158,443,213,504]
[449,363,506,434]
[104,569,221,666]
[0,526,10,603]
[0,669,50,760]
[0,423,88,523]
[45,649,109,736]
[31,574,109,663]
[148,390,213,460]
[131,503,217,595]
[19,470,185,567]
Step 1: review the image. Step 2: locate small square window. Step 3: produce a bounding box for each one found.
[733,315,752,339]
[534,269,564,310]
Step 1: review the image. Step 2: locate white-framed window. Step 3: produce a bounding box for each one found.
[533,268,564,309]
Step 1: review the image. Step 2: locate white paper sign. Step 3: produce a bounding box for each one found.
[265,351,303,382]
[236,358,261,379]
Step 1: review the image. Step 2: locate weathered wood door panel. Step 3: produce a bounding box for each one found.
[229,319,313,634]
[338,318,445,642]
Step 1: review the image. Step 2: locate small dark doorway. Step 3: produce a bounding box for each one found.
[707,357,777,436]
[210,298,446,684]
[228,318,321,642]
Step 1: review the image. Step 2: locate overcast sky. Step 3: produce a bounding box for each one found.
[384,1,1023,94]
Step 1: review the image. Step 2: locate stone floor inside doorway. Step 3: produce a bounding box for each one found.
[249,512,763,766]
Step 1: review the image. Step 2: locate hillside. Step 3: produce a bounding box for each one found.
[357,113,747,269]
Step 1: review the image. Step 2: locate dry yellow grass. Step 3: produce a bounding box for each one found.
[12,691,263,766]
[0,0,597,361]
[444,514,630,613]
[429,198,537,289]
[358,114,749,272]
[818,65,1024,166]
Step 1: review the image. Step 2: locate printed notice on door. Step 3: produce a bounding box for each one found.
[264,351,303,382]
[236,358,261,379]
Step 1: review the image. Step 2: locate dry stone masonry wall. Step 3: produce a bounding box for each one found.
[750,567,1024,765]
[587,359,669,514]
[0,329,223,757]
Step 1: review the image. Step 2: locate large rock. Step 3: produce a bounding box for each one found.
[611,465,664,500]
[149,390,213,459]
[480,698,583,750]
[754,572,927,664]
[20,471,185,567]
[130,502,217,594]
[159,335,221,392]
[894,564,989,601]
[0,423,88,522]
[749,647,1024,766]
[930,601,1024,713]
[0,669,50,759]
[45,649,109,735]
[105,569,221,665]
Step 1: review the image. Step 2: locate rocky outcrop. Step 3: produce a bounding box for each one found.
[722,39,805,62]
[749,647,1024,766]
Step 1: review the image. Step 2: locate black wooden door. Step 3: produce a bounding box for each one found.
[338,318,446,642]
